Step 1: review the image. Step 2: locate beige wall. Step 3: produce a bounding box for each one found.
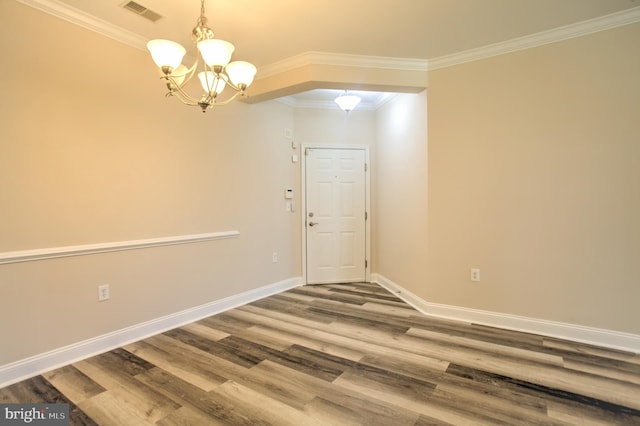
[0,2,377,366]
[374,93,428,284]
[3,0,639,368]
[294,108,376,147]
[0,1,300,364]
[426,23,640,334]
[294,106,376,275]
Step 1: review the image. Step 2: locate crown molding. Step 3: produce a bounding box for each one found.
[17,0,640,76]
[257,51,428,79]
[429,6,640,70]
[16,0,148,50]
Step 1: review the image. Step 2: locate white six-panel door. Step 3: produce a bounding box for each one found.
[305,148,367,284]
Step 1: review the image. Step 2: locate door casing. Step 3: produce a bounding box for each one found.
[301,144,371,285]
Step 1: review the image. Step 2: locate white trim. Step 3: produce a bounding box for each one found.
[429,6,640,70]
[0,277,303,388]
[372,273,640,354]
[258,51,428,79]
[0,231,240,265]
[16,1,640,75]
[302,145,371,285]
[16,0,148,51]
[307,52,428,71]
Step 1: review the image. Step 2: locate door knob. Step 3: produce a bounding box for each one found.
[308,221,318,227]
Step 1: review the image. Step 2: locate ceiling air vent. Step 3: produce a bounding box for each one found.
[122,1,163,22]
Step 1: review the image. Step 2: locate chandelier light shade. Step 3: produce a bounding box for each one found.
[147,40,186,70]
[334,92,362,112]
[198,39,234,67]
[146,0,257,112]
[226,61,257,88]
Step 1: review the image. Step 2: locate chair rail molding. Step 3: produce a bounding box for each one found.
[0,231,240,265]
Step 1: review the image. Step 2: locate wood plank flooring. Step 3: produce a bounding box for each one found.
[1,282,639,425]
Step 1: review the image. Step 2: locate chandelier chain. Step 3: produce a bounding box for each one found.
[200,0,206,23]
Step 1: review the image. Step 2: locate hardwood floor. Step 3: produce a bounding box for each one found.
[1,282,639,425]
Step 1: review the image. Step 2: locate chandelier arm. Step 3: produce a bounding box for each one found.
[162,76,203,106]
[177,61,199,90]
[201,69,248,98]
[168,90,202,107]
[217,72,244,93]
[161,75,247,110]
[207,90,245,107]
[202,68,219,94]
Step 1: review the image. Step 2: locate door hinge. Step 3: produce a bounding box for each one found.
[365,260,368,268]
[364,163,368,172]
[365,211,368,220]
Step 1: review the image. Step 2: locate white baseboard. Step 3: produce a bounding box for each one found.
[0,277,303,388]
[371,273,640,354]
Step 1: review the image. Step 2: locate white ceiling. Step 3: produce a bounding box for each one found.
[18,0,640,108]
[278,90,396,110]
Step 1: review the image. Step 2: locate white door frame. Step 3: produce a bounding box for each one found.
[301,144,371,285]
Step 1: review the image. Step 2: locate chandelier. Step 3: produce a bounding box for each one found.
[146,0,257,112]
[334,91,361,112]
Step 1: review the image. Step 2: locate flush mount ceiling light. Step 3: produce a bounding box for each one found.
[334,91,362,112]
[146,0,257,112]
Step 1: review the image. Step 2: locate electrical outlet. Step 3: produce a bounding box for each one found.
[98,284,110,301]
[272,252,278,263]
[470,268,481,282]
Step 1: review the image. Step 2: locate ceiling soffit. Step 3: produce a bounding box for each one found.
[245,53,429,104]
